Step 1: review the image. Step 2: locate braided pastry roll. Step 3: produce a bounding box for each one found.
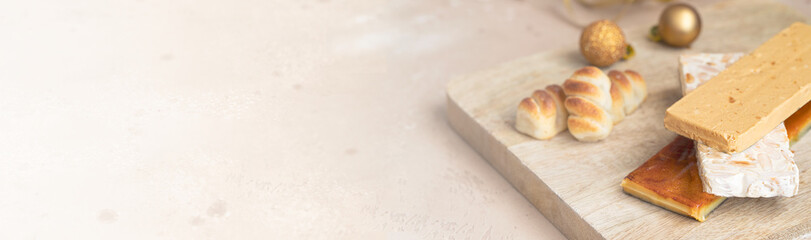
[607,70,647,114]
[514,67,647,141]
[515,85,568,139]
[562,67,614,141]
[609,81,626,124]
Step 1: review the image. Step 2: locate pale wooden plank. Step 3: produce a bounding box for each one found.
[446,0,810,239]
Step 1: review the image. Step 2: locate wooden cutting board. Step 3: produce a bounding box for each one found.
[446,0,810,239]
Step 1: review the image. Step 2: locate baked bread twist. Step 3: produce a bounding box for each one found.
[607,70,647,114]
[515,85,568,139]
[609,81,626,124]
[515,67,647,141]
[563,67,614,141]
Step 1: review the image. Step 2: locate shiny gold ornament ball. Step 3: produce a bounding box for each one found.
[580,20,627,67]
[658,3,701,47]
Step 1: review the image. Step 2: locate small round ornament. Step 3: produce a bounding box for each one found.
[580,19,631,67]
[652,3,701,47]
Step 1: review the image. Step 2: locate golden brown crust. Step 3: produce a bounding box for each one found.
[563,67,615,141]
[564,97,612,141]
[518,67,644,142]
[566,112,612,142]
[566,67,612,110]
[606,69,648,114]
[531,90,556,118]
[565,97,595,118]
[625,70,647,97]
[518,97,540,117]
[562,79,601,99]
[609,81,625,124]
[545,84,569,136]
[515,86,569,140]
[608,70,632,92]
[545,85,566,101]
[624,70,643,83]
[567,117,599,134]
[573,66,604,79]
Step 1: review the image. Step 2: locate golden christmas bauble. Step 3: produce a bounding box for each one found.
[658,3,701,47]
[580,20,627,67]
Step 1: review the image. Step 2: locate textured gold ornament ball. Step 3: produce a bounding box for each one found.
[580,20,627,67]
[659,3,701,47]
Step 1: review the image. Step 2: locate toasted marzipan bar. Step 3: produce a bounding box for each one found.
[622,136,726,222]
[786,102,811,144]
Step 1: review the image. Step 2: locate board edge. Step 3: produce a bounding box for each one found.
[446,92,604,240]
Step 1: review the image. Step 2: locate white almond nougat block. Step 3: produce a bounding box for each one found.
[696,124,798,197]
[678,53,744,96]
[679,53,799,197]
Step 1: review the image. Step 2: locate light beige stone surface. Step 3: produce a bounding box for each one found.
[0,0,807,239]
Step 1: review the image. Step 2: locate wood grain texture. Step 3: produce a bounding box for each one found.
[446,0,811,239]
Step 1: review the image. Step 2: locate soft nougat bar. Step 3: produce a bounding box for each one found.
[679,53,798,198]
[665,22,811,153]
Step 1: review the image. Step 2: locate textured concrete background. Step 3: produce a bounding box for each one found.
[0,0,808,239]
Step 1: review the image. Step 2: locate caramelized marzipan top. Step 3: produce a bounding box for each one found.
[785,101,811,141]
[625,136,722,208]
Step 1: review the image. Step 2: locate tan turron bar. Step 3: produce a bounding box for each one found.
[664,22,811,153]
